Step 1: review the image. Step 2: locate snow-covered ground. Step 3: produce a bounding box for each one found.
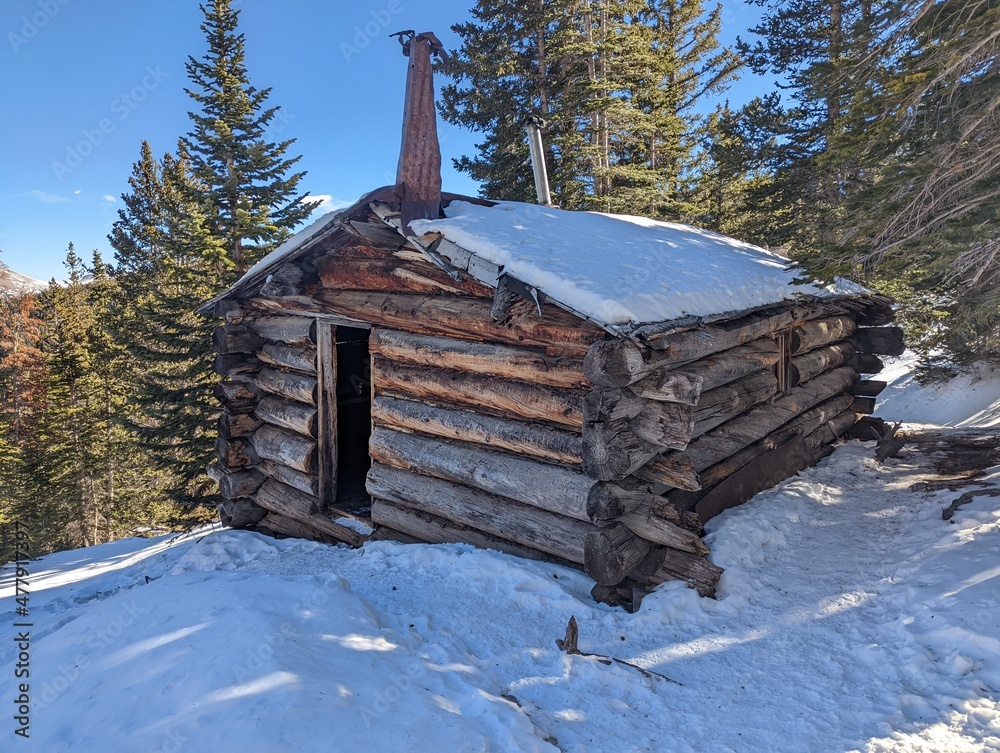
[1,355,998,751]
[877,354,1000,429]
[2,435,999,751]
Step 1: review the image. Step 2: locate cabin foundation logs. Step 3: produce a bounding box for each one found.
[206,231,898,607]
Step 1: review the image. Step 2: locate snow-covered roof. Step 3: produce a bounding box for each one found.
[412,201,831,326]
[204,191,853,329]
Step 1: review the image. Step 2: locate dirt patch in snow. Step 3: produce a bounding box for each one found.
[900,427,1000,488]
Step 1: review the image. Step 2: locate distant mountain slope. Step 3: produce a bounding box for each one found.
[0,259,47,295]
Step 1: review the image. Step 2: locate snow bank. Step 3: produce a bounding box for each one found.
[878,353,1000,428]
[412,200,834,325]
[4,443,999,751]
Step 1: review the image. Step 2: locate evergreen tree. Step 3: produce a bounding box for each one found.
[831,0,1000,365]
[738,0,876,251]
[110,147,226,503]
[0,288,46,560]
[697,96,795,247]
[442,0,739,219]
[183,0,317,276]
[35,246,102,547]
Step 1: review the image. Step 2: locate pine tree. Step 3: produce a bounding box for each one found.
[110,147,226,504]
[818,0,999,365]
[442,0,739,219]
[0,288,46,560]
[738,0,874,252]
[183,0,317,276]
[697,95,795,247]
[35,246,102,547]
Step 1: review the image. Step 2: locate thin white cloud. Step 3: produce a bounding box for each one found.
[306,194,353,214]
[102,194,116,203]
[73,189,82,195]
[28,189,70,204]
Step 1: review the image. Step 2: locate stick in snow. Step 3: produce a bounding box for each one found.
[555,616,682,685]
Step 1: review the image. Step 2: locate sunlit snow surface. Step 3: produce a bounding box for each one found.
[877,353,1000,428]
[412,200,834,325]
[3,439,999,751]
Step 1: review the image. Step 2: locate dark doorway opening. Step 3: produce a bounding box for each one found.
[334,325,372,515]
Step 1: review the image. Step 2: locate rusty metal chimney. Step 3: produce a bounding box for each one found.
[392,30,447,233]
[524,115,553,206]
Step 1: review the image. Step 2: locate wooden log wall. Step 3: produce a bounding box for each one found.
[573,296,899,603]
[209,310,361,547]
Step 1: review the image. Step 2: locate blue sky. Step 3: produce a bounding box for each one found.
[0,0,767,281]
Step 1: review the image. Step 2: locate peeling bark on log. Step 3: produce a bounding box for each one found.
[258,342,317,374]
[368,428,596,522]
[370,500,572,566]
[628,406,695,449]
[256,479,363,546]
[255,395,318,437]
[583,339,650,388]
[584,523,652,585]
[218,411,263,439]
[371,396,582,466]
[370,329,588,389]
[583,388,693,426]
[252,424,317,474]
[367,463,595,563]
[625,370,704,405]
[632,544,723,597]
[693,370,779,437]
[791,317,857,354]
[214,353,262,377]
[216,436,258,469]
[255,368,318,406]
[619,503,710,555]
[213,380,263,414]
[257,459,320,497]
[853,327,905,356]
[213,324,263,354]
[250,316,316,344]
[316,255,493,298]
[315,290,603,355]
[638,304,815,361]
[373,358,584,429]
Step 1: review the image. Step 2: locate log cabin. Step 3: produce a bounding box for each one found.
[198,32,901,608]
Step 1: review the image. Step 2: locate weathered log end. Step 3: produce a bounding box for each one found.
[585,481,650,524]
[584,523,652,586]
[853,326,905,357]
[633,546,724,597]
[219,498,268,528]
[583,338,649,387]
